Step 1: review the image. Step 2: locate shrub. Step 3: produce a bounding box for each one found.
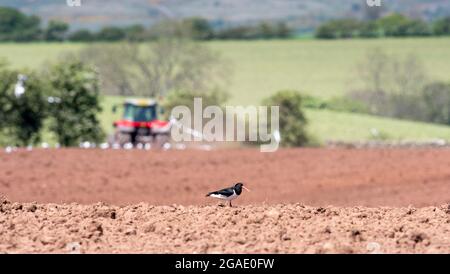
[0,64,47,145]
[420,82,450,125]
[44,20,69,41]
[47,60,105,146]
[433,17,450,36]
[262,90,309,147]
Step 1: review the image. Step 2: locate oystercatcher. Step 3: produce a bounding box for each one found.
[206,182,250,207]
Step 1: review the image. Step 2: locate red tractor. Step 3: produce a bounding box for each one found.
[110,98,171,146]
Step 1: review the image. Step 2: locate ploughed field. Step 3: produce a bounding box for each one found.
[0,201,449,253]
[1,148,449,253]
[1,148,449,206]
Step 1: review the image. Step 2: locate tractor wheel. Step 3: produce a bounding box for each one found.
[109,131,132,146]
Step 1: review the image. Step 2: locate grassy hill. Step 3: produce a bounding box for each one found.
[1,38,450,105]
[212,38,450,104]
[2,38,450,144]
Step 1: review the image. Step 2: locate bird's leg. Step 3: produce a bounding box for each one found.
[229,201,232,207]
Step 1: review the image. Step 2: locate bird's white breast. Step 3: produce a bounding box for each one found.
[210,191,238,201]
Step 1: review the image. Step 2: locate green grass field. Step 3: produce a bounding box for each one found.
[99,95,450,142]
[2,38,450,143]
[1,38,450,105]
[305,109,450,142]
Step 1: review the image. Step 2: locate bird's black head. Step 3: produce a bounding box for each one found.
[234,182,244,195]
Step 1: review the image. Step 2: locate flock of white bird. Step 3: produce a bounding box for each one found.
[3,142,213,154]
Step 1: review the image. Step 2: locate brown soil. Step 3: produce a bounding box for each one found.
[0,199,449,253]
[1,148,449,253]
[0,148,449,206]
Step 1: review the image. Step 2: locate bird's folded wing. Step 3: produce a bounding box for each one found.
[214,187,234,196]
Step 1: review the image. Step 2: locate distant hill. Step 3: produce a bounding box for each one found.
[1,0,450,32]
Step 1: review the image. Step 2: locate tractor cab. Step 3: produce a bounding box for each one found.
[123,99,158,122]
[112,98,171,145]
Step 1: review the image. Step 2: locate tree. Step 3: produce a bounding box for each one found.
[47,60,104,146]
[377,13,410,36]
[315,19,361,39]
[433,17,450,36]
[124,24,147,41]
[79,38,230,98]
[0,7,42,41]
[0,63,47,145]
[257,22,274,39]
[215,22,291,40]
[76,44,135,96]
[315,22,337,39]
[0,7,23,34]
[13,15,42,41]
[182,17,214,40]
[147,19,187,40]
[275,22,291,38]
[359,21,380,38]
[350,48,429,120]
[377,14,430,37]
[146,18,215,40]
[45,20,69,41]
[215,25,254,39]
[0,61,16,137]
[336,19,363,38]
[8,73,47,145]
[405,19,431,36]
[68,29,94,42]
[262,90,309,147]
[96,26,126,41]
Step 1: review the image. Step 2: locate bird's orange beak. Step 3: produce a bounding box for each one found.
[243,186,250,192]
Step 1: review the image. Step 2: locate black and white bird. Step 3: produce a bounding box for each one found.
[206,182,250,207]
